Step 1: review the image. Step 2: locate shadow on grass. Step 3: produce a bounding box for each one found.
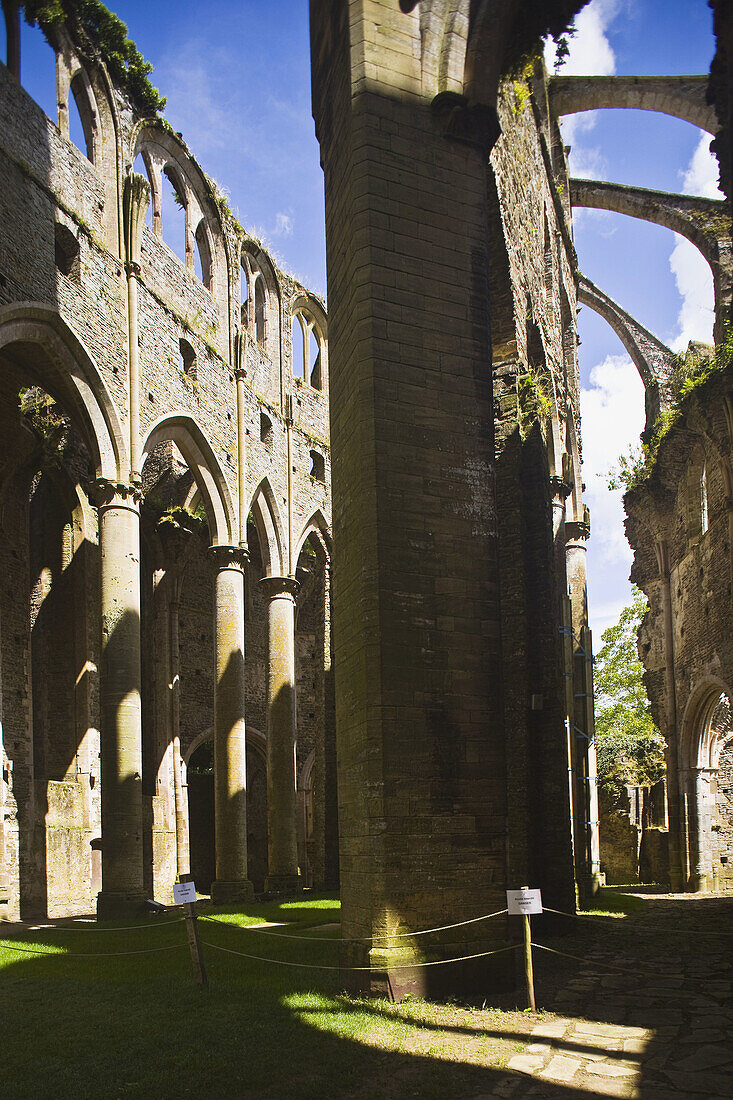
[0,896,574,1100]
[3,890,731,1098]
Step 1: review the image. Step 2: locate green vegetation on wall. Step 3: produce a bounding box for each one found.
[23,0,165,115]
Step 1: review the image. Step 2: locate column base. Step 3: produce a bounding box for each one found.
[210,879,255,905]
[265,872,302,895]
[339,941,514,1001]
[96,891,148,921]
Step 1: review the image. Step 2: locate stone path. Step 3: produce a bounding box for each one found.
[483,891,733,1098]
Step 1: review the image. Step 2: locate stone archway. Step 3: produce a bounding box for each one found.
[184,729,268,895]
[685,689,733,892]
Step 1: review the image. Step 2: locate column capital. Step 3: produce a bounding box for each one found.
[90,478,142,510]
[565,519,590,544]
[550,474,572,502]
[209,544,249,572]
[259,575,300,601]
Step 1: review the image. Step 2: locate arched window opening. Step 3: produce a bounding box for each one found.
[701,464,709,535]
[309,450,325,482]
[240,260,250,326]
[691,691,733,892]
[260,411,273,443]
[19,16,56,121]
[133,152,154,228]
[194,220,213,291]
[54,223,80,280]
[309,327,322,390]
[161,165,187,266]
[179,337,197,379]
[68,72,95,162]
[254,276,266,347]
[292,316,305,380]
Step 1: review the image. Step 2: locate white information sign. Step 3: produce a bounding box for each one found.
[173,880,197,905]
[506,888,542,915]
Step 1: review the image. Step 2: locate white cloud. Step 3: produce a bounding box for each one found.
[546,1,621,180]
[580,353,646,638]
[666,133,722,351]
[580,353,645,567]
[682,132,723,200]
[545,0,619,76]
[668,236,715,350]
[274,211,294,237]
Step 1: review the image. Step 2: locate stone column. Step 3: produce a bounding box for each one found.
[169,591,190,878]
[565,515,600,897]
[693,767,713,893]
[123,173,149,483]
[95,481,146,919]
[655,538,683,890]
[210,546,254,904]
[260,576,300,893]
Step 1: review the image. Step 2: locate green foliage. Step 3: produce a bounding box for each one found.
[518,366,551,436]
[23,1,165,115]
[503,1,589,75]
[607,325,733,492]
[18,386,69,455]
[594,589,666,795]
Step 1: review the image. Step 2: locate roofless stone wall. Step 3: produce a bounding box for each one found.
[0,5,333,918]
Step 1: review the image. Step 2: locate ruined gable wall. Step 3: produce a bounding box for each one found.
[626,368,733,890]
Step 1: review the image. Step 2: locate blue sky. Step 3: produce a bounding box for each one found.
[12,0,719,642]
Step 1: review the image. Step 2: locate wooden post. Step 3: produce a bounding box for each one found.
[177,875,208,987]
[183,900,208,988]
[521,886,536,1011]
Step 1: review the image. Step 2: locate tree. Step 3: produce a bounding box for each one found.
[594,588,666,795]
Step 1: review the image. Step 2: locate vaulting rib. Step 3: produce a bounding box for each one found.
[549,75,717,135]
[577,273,678,432]
[570,178,732,340]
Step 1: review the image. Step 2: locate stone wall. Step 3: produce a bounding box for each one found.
[0,12,333,918]
[626,366,733,894]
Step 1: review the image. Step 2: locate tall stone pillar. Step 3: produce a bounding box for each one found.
[260,576,300,893]
[693,768,713,892]
[169,592,190,878]
[210,546,254,904]
[310,0,512,995]
[565,515,600,897]
[655,538,683,890]
[95,481,146,919]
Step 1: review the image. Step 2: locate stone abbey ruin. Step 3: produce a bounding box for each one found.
[0,0,731,995]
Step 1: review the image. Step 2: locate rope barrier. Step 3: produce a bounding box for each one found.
[202,907,509,944]
[0,938,188,958]
[543,906,733,935]
[0,915,185,932]
[531,942,730,992]
[200,938,521,972]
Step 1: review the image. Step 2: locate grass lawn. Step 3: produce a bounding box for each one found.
[1,895,538,1099]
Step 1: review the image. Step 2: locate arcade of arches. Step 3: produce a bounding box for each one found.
[1,0,732,998]
[0,4,335,920]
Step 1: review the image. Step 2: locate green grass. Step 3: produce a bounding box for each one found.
[584,888,646,918]
[0,896,532,1099]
